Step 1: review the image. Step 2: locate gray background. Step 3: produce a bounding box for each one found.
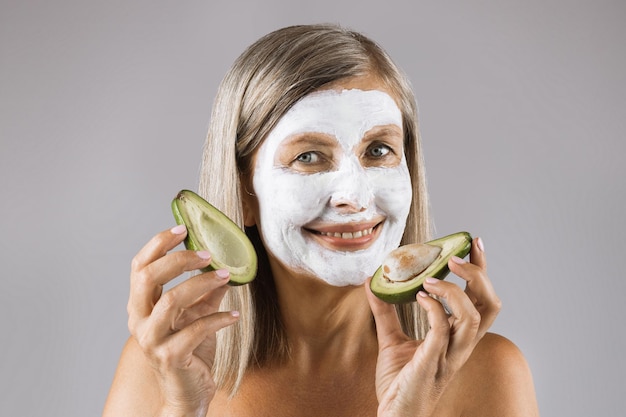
[1,0,624,415]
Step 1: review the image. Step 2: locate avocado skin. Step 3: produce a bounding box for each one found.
[171,190,257,286]
[370,232,472,304]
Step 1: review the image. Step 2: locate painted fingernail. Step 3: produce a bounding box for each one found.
[231,310,240,318]
[425,277,439,285]
[196,250,211,260]
[451,255,466,265]
[417,291,429,298]
[215,269,230,279]
[477,237,485,252]
[171,224,186,234]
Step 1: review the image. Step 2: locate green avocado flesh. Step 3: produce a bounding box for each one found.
[370,232,472,304]
[171,190,257,285]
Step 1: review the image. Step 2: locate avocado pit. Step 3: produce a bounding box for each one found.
[382,243,442,282]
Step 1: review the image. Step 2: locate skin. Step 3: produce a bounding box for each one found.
[250,88,412,287]
[103,75,540,417]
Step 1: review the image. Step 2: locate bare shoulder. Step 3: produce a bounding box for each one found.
[471,332,531,371]
[448,332,540,417]
[207,390,235,417]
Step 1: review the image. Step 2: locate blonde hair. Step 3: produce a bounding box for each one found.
[198,24,432,395]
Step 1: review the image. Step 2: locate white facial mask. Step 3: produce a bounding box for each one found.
[252,89,412,286]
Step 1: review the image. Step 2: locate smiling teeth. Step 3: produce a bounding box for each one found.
[320,228,374,239]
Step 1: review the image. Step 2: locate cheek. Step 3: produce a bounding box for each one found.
[256,169,331,225]
[369,166,412,218]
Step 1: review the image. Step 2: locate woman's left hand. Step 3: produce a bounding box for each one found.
[365,237,501,417]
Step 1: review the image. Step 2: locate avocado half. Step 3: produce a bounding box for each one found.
[171,190,257,285]
[370,232,472,304]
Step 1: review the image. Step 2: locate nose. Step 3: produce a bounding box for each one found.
[328,162,374,213]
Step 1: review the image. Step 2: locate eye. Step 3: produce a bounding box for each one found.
[360,141,402,168]
[295,151,320,164]
[368,144,391,158]
[290,151,333,172]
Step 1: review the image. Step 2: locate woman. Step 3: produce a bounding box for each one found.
[103,24,539,416]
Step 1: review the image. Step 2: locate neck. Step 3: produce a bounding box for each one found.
[269,257,378,374]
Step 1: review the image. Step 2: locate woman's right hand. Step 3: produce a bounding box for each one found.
[126,224,240,416]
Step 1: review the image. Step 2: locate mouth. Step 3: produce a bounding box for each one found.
[316,227,376,239]
[304,220,383,251]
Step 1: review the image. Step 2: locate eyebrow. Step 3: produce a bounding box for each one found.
[280,132,338,148]
[362,125,403,140]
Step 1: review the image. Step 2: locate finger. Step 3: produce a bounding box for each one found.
[170,271,233,330]
[447,255,490,304]
[423,278,478,336]
[446,237,487,291]
[143,249,214,287]
[469,237,487,271]
[422,278,480,363]
[365,278,406,347]
[447,249,501,335]
[415,290,450,359]
[131,225,188,273]
[147,270,232,341]
[128,250,213,322]
[156,311,240,369]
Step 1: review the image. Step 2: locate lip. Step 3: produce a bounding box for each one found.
[304,219,384,251]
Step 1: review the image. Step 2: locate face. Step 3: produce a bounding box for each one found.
[249,83,413,287]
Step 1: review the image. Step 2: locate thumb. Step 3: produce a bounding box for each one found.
[365,278,405,347]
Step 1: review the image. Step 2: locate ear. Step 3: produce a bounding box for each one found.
[240,182,258,227]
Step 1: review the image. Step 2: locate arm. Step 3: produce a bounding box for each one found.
[102,337,161,416]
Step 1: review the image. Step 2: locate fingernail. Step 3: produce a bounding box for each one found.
[417,291,429,298]
[171,224,186,234]
[215,269,230,279]
[231,310,240,318]
[196,250,211,260]
[477,237,485,252]
[451,255,466,265]
[425,277,439,285]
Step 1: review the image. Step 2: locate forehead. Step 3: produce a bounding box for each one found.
[268,89,402,146]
